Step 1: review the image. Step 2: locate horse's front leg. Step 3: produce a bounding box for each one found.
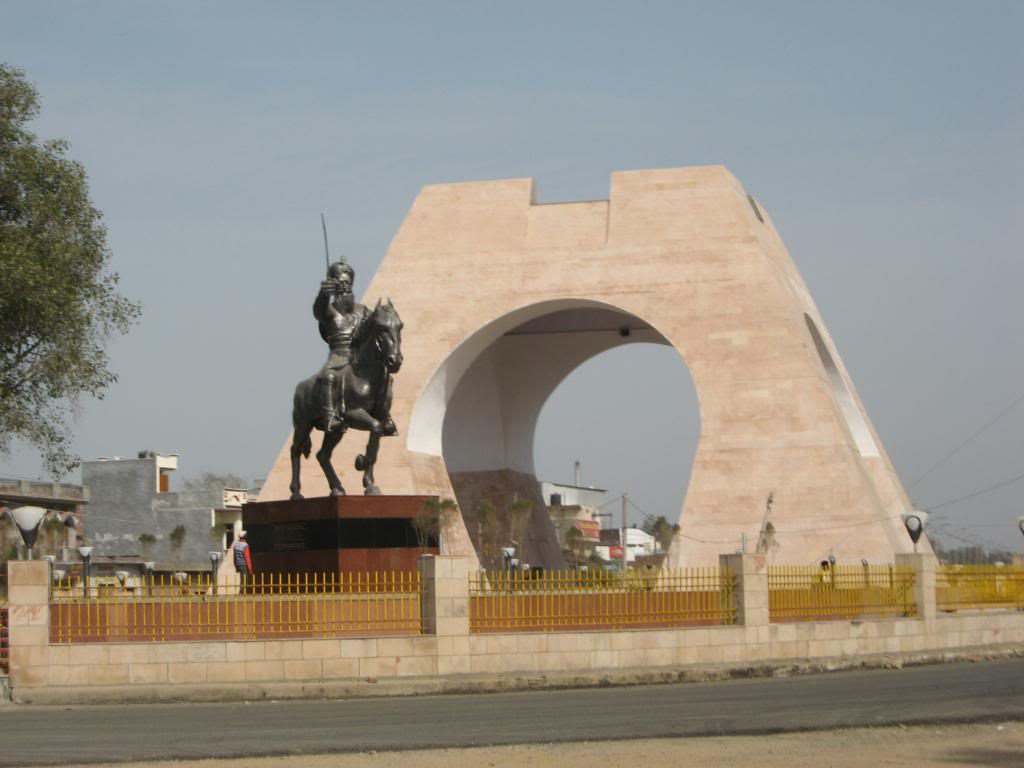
[355,432,382,496]
[316,427,347,496]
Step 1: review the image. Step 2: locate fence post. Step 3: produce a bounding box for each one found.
[6,560,51,691]
[719,553,769,627]
[895,553,936,620]
[418,555,469,636]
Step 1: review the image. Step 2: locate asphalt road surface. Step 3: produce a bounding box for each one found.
[1,659,1022,766]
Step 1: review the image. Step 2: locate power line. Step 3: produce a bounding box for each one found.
[924,470,1024,512]
[908,391,1024,491]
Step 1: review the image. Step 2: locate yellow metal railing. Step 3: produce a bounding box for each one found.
[468,567,735,632]
[937,565,1024,612]
[768,564,916,622]
[0,606,8,674]
[50,571,420,643]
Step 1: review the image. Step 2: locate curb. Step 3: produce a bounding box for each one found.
[9,643,1023,706]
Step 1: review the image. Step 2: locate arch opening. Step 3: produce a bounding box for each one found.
[409,300,700,569]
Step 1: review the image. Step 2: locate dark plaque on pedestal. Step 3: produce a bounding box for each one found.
[242,495,439,576]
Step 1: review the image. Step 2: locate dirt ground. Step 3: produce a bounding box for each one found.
[65,721,1022,768]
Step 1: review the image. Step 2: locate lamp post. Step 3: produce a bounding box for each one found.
[78,545,93,598]
[42,554,56,592]
[902,511,928,554]
[9,505,49,560]
[63,513,77,560]
[621,494,629,576]
[144,561,156,597]
[209,551,222,595]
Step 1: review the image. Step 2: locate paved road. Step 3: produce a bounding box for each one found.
[1,659,1022,766]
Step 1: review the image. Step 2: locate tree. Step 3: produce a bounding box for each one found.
[642,515,680,553]
[474,500,503,568]
[413,498,458,552]
[507,499,532,559]
[564,525,586,567]
[0,63,140,476]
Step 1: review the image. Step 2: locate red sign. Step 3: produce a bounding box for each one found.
[609,545,623,559]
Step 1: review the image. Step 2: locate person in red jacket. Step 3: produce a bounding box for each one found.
[233,530,253,590]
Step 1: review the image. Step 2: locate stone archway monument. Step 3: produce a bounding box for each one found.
[259,165,918,568]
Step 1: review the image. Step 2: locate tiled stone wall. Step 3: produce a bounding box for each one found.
[7,556,1023,695]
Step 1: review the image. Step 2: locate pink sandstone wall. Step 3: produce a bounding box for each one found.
[259,165,919,567]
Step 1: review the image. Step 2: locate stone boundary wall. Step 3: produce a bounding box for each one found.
[6,555,1024,700]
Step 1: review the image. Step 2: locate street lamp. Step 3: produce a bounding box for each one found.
[9,505,49,560]
[78,545,94,597]
[208,551,222,595]
[902,511,928,554]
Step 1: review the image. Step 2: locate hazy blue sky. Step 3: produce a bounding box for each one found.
[2,1,1021,552]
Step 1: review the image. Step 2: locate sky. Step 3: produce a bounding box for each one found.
[1,1,1021,553]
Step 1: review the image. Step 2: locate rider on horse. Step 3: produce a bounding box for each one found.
[314,258,372,432]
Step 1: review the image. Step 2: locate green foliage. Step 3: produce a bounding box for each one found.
[642,515,680,553]
[474,498,533,568]
[414,497,457,550]
[0,63,140,475]
[507,499,531,550]
[563,525,586,566]
[474,500,502,566]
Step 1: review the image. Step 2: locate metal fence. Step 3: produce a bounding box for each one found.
[469,567,735,632]
[50,571,421,643]
[768,565,916,622]
[936,565,1024,612]
[0,606,8,675]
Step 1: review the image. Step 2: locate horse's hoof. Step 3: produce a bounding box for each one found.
[355,454,366,472]
[290,493,304,500]
[364,485,382,496]
[330,487,346,497]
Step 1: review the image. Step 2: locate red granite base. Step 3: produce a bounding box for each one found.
[241,495,439,575]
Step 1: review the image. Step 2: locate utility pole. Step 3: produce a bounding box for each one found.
[621,493,628,574]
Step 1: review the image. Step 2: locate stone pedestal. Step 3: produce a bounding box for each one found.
[720,553,769,627]
[242,495,439,575]
[418,555,469,637]
[896,552,936,621]
[6,560,50,690]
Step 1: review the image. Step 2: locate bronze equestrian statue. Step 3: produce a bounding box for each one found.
[289,258,403,499]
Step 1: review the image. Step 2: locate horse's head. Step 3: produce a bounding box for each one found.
[372,298,403,373]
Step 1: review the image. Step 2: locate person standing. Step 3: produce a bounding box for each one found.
[233,530,253,591]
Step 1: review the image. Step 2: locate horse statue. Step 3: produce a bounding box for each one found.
[289,298,403,499]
